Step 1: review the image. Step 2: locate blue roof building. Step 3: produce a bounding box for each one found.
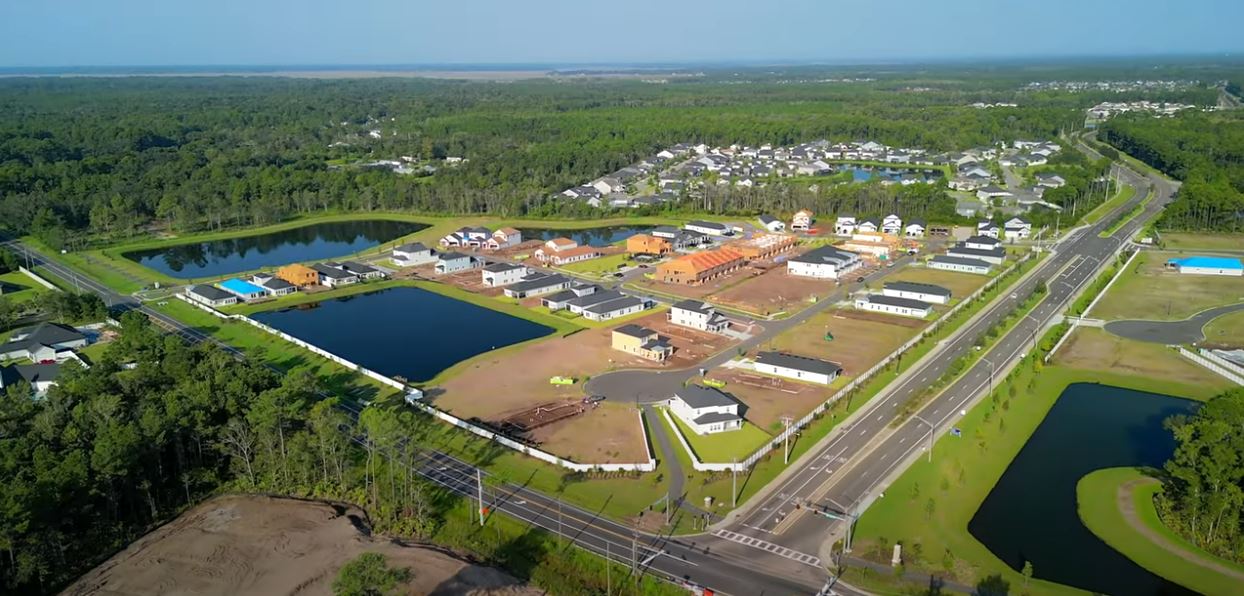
[219,278,267,299]
[1168,256,1243,276]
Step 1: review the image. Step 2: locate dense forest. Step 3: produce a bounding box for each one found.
[0,312,673,595]
[0,74,1209,248]
[1159,388,1244,564]
[1099,112,1244,232]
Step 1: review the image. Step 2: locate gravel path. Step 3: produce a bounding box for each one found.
[1117,478,1244,582]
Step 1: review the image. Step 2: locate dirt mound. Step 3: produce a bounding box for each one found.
[62,494,540,596]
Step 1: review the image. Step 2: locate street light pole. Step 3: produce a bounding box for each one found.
[781,416,794,465]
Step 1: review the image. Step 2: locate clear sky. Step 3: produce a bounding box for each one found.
[1,0,1241,68]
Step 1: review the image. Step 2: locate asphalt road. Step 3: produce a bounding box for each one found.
[1103,302,1244,345]
[730,142,1176,562]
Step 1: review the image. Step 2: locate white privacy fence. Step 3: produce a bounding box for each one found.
[1178,347,1244,386]
[20,266,60,291]
[175,293,656,472]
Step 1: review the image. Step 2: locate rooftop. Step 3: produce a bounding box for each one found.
[755,351,843,377]
[885,281,952,297]
[220,278,266,295]
[862,294,933,310]
[187,284,235,301]
[931,255,992,268]
[1171,256,1243,270]
[675,385,737,409]
[614,324,656,339]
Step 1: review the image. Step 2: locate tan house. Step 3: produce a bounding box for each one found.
[733,233,797,260]
[626,234,672,256]
[276,263,319,287]
[611,324,673,362]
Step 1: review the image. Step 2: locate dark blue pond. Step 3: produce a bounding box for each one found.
[251,286,553,383]
[125,220,427,279]
[969,383,1198,595]
[517,225,652,247]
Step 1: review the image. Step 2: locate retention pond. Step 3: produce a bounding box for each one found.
[968,382,1197,595]
[251,286,553,384]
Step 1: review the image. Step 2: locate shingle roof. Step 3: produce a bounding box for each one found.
[584,296,642,315]
[187,284,235,301]
[484,262,525,272]
[884,281,951,297]
[948,246,1006,259]
[931,255,992,269]
[862,294,933,310]
[791,246,858,266]
[673,299,713,315]
[508,274,569,293]
[693,411,741,425]
[1,323,85,354]
[614,324,656,339]
[755,351,843,377]
[674,385,737,409]
[395,242,428,253]
[311,263,356,279]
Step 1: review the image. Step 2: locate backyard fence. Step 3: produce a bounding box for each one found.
[1178,347,1244,386]
[175,293,656,472]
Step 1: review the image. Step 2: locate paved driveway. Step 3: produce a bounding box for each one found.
[1103,302,1244,344]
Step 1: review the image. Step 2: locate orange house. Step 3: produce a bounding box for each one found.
[276,263,319,287]
[733,234,798,260]
[655,248,744,285]
[627,234,672,256]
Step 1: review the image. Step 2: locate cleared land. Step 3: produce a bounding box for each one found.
[767,308,924,376]
[1161,232,1244,251]
[63,494,537,596]
[630,265,758,301]
[1055,327,1235,392]
[704,368,841,433]
[708,265,837,316]
[1077,467,1244,596]
[1090,251,1244,321]
[529,401,650,464]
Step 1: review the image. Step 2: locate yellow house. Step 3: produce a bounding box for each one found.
[611,324,673,361]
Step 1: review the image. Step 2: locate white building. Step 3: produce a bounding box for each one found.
[669,300,730,333]
[1167,256,1244,277]
[929,255,992,275]
[791,209,814,232]
[947,244,1006,265]
[668,385,743,435]
[754,351,842,386]
[788,246,862,280]
[504,273,572,298]
[883,281,951,305]
[185,284,237,307]
[854,294,933,318]
[393,242,437,267]
[435,253,482,274]
[1003,217,1033,240]
[684,220,732,236]
[881,214,903,235]
[758,215,786,233]
[582,296,648,322]
[964,235,1003,251]
[486,228,523,250]
[834,215,857,236]
[481,262,530,287]
[904,221,926,238]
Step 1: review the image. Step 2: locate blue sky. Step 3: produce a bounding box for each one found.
[1,0,1241,67]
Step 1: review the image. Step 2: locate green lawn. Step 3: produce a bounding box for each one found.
[1098,187,1153,238]
[559,253,635,276]
[664,408,773,463]
[1077,467,1244,596]
[1204,309,1244,345]
[1161,232,1244,251]
[852,351,1220,593]
[0,271,51,306]
[1090,251,1244,321]
[1081,184,1136,226]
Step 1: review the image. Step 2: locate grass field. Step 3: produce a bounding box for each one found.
[0,271,51,306]
[1090,251,1244,321]
[1203,309,1244,346]
[1098,187,1153,238]
[1081,184,1137,226]
[883,266,991,303]
[664,408,773,463]
[558,253,634,276]
[1161,232,1244,251]
[1077,467,1244,596]
[1054,328,1235,393]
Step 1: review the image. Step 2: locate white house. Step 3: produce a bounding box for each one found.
[435,252,482,274]
[855,219,879,234]
[668,385,743,435]
[881,214,903,235]
[503,273,572,299]
[0,323,89,362]
[1036,173,1066,188]
[791,209,814,232]
[977,185,1013,201]
[929,255,993,275]
[835,215,857,236]
[883,281,951,305]
[904,221,926,238]
[754,351,842,386]
[481,262,530,287]
[581,296,648,322]
[977,222,1001,239]
[669,300,730,333]
[964,235,1003,251]
[788,246,862,280]
[1167,256,1244,277]
[1003,217,1032,240]
[440,226,491,248]
[685,221,732,237]
[251,274,297,297]
[486,228,523,250]
[758,215,786,233]
[947,244,1006,265]
[185,284,237,308]
[311,263,359,287]
[854,294,933,318]
[592,177,624,195]
[393,242,437,267]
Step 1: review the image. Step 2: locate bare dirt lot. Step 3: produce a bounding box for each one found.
[703,369,828,433]
[767,308,924,376]
[64,495,537,596]
[1053,327,1234,392]
[631,265,759,300]
[709,266,837,316]
[434,312,733,462]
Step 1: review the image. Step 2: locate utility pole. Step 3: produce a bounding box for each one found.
[732,457,738,507]
[476,469,484,526]
[782,416,794,464]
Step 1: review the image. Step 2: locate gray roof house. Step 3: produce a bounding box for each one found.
[0,323,88,362]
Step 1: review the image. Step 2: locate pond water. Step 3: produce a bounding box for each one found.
[838,165,942,183]
[517,225,652,247]
[126,220,427,279]
[251,286,553,383]
[968,383,1197,595]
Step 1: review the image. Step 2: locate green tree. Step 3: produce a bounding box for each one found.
[332,552,411,596]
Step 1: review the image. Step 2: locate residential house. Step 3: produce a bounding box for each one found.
[684,221,732,237]
[435,252,481,274]
[791,209,814,232]
[0,362,64,394]
[835,215,857,236]
[946,244,1006,265]
[486,228,523,250]
[965,235,1003,251]
[754,351,842,386]
[655,248,744,285]
[855,219,879,234]
[563,289,625,315]
[883,281,951,305]
[393,242,437,267]
[854,294,933,318]
[592,177,624,195]
[481,262,530,287]
[929,255,993,275]
[534,238,601,265]
[758,215,786,233]
[1003,217,1032,240]
[252,274,297,297]
[612,324,673,362]
[185,284,238,308]
[669,300,730,333]
[440,226,491,248]
[977,222,1001,239]
[733,234,798,260]
[881,214,903,235]
[220,278,267,301]
[341,261,385,280]
[668,385,743,435]
[1036,173,1066,188]
[276,263,320,288]
[312,263,359,287]
[582,296,648,322]
[977,185,1013,201]
[626,234,672,256]
[904,220,926,238]
[503,273,571,299]
[787,246,862,280]
[0,323,88,362]
[541,283,601,310]
[842,231,898,258]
